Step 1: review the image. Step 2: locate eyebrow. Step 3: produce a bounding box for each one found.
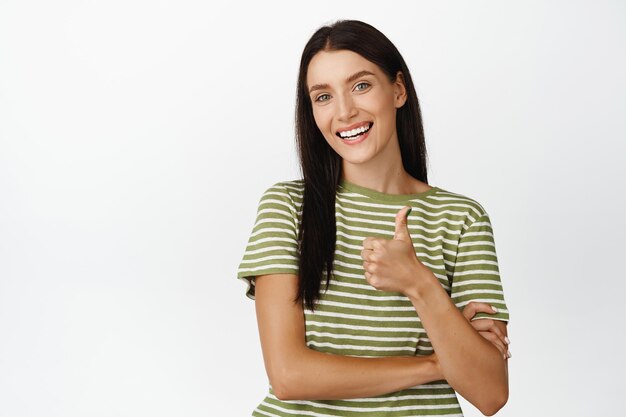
[308,70,376,94]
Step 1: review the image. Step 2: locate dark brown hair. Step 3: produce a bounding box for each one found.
[294,20,428,311]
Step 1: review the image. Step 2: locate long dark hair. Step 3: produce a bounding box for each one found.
[294,20,428,312]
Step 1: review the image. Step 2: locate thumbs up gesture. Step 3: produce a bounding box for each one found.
[361,206,429,295]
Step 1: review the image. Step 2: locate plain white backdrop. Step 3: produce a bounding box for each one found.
[1,1,624,416]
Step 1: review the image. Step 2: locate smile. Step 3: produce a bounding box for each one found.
[336,122,373,140]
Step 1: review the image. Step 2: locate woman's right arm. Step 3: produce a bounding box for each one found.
[254,273,442,401]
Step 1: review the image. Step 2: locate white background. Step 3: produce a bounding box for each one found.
[1,1,624,416]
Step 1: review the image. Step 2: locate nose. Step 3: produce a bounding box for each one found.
[337,93,357,122]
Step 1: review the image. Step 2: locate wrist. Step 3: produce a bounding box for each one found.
[405,262,440,301]
[412,354,443,385]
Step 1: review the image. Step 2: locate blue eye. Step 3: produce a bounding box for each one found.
[355,82,370,91]
[315,94,331,102]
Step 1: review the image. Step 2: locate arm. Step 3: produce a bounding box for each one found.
[464,302,511,361]
[254,273,442,401]
[361,207,508,415]
[406,273,508,416]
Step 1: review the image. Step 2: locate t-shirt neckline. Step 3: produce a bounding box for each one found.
[338,179,439,202]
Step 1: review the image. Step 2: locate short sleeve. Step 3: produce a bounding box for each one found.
[450,212,510,323]
[236,182,300,300]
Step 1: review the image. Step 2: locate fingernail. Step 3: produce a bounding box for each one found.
[505,336,510,344]
[491,306,498,313]
[507,351,512,358]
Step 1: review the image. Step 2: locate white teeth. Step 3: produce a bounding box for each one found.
[339,123,371,138]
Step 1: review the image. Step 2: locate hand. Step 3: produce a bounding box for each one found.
[361,206,430,294]
[462,302,511,360]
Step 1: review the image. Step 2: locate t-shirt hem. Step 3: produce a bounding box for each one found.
[471,315,510,324]
[237,269,300,300]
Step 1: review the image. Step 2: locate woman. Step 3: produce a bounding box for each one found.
[237,19,510,417]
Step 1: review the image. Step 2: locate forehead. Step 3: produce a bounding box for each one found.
[306,50,382,87]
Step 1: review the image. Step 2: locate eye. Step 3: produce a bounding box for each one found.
[315,93,331,102]
[354,82,370,91]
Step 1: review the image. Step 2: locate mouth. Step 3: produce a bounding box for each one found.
[336,122,373,141]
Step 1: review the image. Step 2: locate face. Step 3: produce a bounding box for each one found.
[306,49,407,168]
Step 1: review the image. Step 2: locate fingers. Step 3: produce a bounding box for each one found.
[363,261,376,274]
[462,301,498,321]
[470,319,506,341]
[479,331,509,360]
[362,237,383,251]
[361,238,385,262]
[360,249,379,262]
[469,316,512,360]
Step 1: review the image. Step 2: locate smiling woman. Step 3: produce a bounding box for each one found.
[307,51,406,164]
[237,20,511,417]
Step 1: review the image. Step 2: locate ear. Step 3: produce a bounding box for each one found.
[393,71,408,108]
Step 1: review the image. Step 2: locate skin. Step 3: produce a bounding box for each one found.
[308,49,428,195]
[254,49,510,415]
[255,275,508,402]
[361,209,510,414]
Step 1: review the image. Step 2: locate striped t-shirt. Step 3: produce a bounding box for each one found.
[237,178,509,417]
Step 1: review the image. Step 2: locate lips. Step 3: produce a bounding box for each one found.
[336,122,373,139]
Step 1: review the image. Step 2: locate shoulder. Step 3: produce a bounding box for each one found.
[433,186,491,230]
[275,179,305,199]
[260,179,304,206]
[256,180,304,223]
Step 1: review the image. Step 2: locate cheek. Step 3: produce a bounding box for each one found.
[371,95,395,117]
[372,100,397,130]
[313,107,334,135]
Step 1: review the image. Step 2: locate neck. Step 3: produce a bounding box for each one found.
[341,136,415,194]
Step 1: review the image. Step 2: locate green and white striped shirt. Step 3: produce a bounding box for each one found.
[237,178,509,417]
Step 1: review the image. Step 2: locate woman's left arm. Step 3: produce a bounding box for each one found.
[362,207,508,416]
[406,273,508,416]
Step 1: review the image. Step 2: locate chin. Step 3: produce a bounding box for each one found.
[339,153,374,165]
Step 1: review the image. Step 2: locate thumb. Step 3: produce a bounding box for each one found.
[394,206,412,240]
